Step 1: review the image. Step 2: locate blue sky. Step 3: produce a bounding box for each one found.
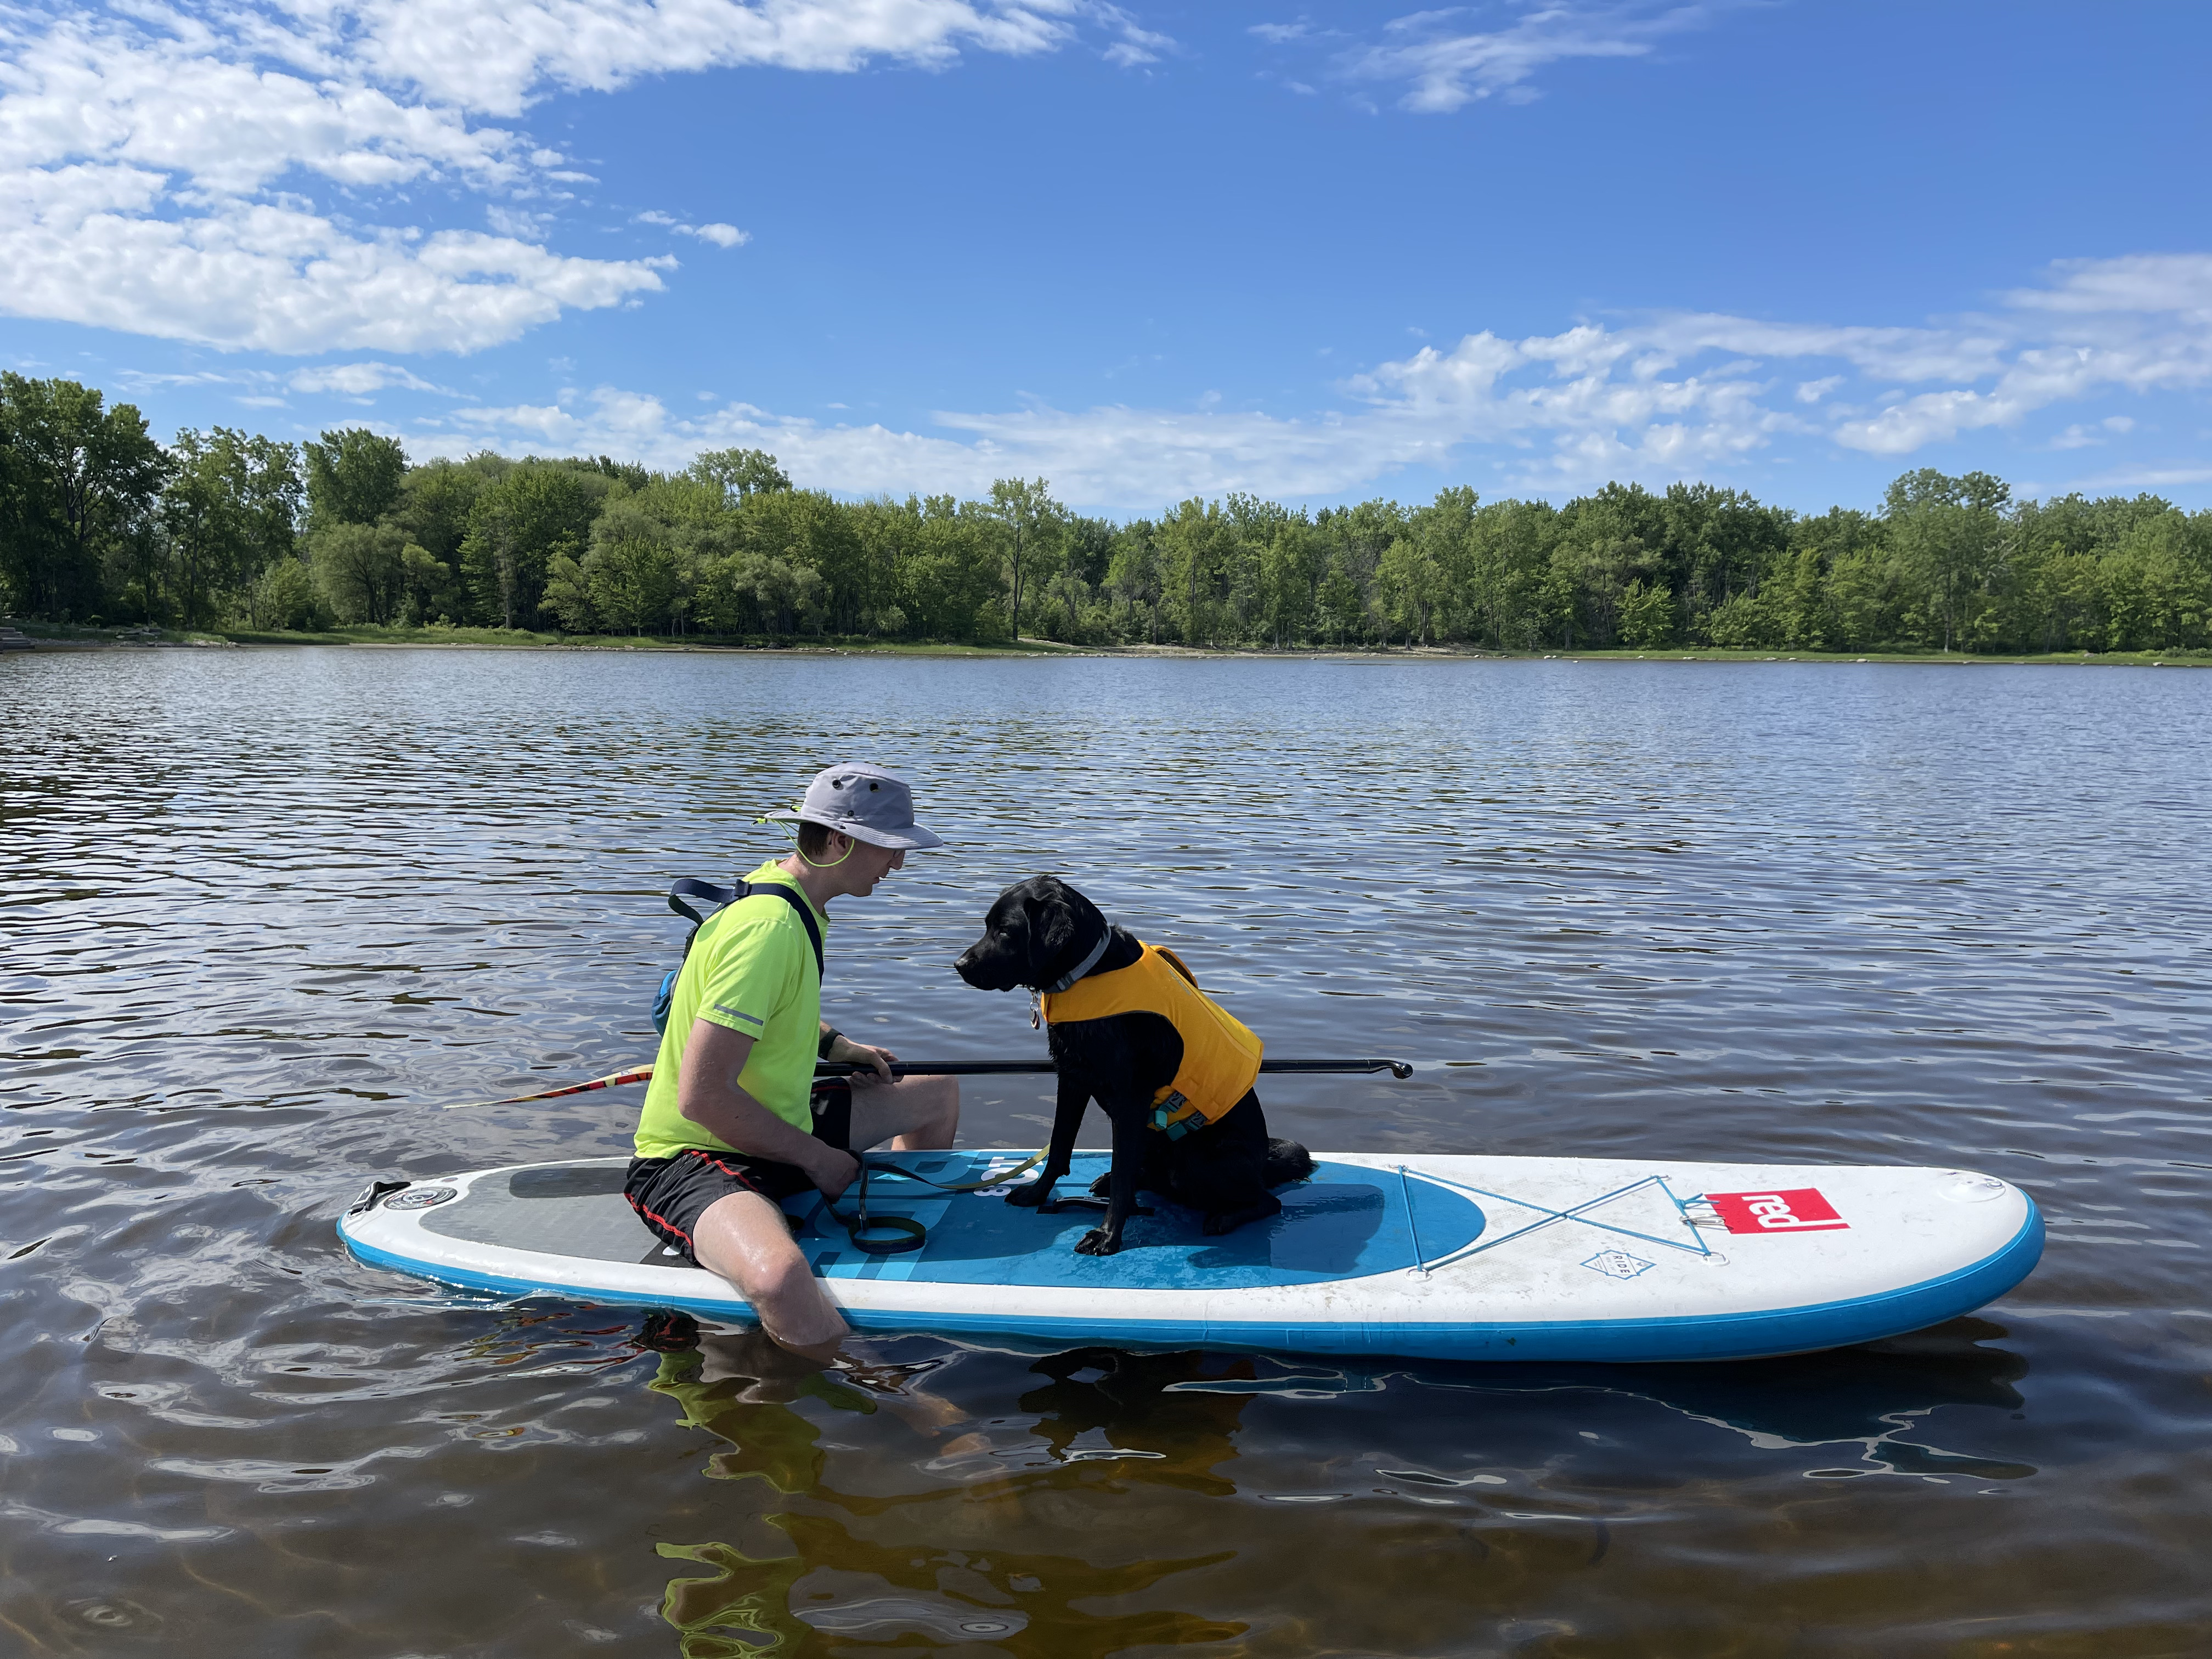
[4,1,2209,514]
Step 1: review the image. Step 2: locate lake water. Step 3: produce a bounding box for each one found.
[4,646,2209,1657]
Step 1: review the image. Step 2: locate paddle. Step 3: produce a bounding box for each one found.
[442,1065,657,1109]
[814,1058,1417,1080]
[444,1056,1412,1108]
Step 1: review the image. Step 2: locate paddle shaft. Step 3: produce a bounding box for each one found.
[449,1055,1413,1108]
[815,1057,1415,1080]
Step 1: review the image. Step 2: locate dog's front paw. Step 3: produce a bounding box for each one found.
[1074,1228,1122,1256]
[1003,1181,1054,1209]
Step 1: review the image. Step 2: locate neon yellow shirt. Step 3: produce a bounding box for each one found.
[634,860,826,1159]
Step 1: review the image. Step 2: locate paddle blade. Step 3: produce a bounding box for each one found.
[443,1064,656,1110]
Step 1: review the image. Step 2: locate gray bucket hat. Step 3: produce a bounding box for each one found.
[765,763,944,850]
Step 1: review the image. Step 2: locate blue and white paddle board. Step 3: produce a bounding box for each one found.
[338,1150,2042,1363]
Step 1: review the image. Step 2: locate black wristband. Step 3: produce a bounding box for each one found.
[818,1026,840,1059]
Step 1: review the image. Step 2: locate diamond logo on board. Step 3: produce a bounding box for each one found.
[1582,1249,1656,1279]
[1704,1188,1847,1234]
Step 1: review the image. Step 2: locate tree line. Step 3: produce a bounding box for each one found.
[4,372,2208,654]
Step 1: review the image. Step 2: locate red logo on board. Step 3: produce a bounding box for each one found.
[1705,1188,1848,1234]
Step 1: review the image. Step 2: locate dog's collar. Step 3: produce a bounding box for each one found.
[1039,926,1112,994]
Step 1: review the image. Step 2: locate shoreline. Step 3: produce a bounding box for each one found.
[7,621,2209,668]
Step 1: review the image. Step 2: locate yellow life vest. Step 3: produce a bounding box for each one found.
[1041,942,1263,1138]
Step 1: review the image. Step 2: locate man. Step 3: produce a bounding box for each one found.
[625,763,958,1355]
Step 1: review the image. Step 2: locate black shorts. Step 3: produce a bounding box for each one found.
[625,1080,851,1262]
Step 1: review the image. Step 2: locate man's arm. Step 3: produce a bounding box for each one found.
[678,1019,858,1198]
[820,1021,896,1084]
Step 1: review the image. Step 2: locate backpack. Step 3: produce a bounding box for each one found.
[651,877,825,1037]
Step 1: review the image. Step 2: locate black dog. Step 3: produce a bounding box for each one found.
[953,875,1313,1255]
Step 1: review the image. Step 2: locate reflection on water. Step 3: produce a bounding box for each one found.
[630,1309,2051,1658]
[645,1317,1254,1656]
[4,647,2210,1654]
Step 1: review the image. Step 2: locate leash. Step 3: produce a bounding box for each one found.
[820,1149,1048,1255]
[823,1160,928,1255]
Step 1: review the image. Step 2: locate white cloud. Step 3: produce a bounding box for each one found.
[0,172,675,352]
[2067,464,2212,491]
[636,210,749,246]
[2004,253,2212,318]
[400,252,2212,507]
[0,1,1158,354]
[288,362,450,395]
[1327,3,1718,114]
[2047,414,2141,451]
[338,0,1098,117]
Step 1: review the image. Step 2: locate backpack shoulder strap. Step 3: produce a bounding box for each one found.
[747,881,825,984]
[669,878,739,933]
[667,877,822,983]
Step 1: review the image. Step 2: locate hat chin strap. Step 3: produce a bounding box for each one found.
[1040,926,1112,994]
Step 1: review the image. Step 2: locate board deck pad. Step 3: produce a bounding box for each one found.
[344,1150,2045,1364]
[423,1154,1487,1286]
[809,1154,1486,1288]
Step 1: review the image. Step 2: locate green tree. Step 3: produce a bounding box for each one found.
[585,498,683,635]
[892,498,998,639]
[1157,496,1234,645]
[458,462,607,629]
[228,433,303,612]
[160,429,249,629]
[1383,488,1477,645]
[979,477,1065,639]
[1617,579,1678,648]
[1315,552,1363,646]
[0,374,167,619]
[1462,499,1557,650]
[396,459,490,619]
[1255,522,1316,647]
[1885,469,2010,652]
[689,448,792,502]
[152,426,302,628]
[313,522,411,624]
[251,558,330,631]
[543,552,597,633]
[731,488,862,633]
[303,428,407,527]
[1105,521,1166,642]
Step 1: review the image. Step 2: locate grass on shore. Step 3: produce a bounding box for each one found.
[10,617,2210,665]
[9,619,1076,656]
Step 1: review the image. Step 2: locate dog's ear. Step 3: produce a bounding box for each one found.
[1031,877,1107,985]
[1031,883,1075,972]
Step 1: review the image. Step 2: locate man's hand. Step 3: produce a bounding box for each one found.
[808,1144,860,1200]
[827,1032,897,1085]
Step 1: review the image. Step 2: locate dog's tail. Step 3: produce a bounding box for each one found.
[1264,1137,1316,1188]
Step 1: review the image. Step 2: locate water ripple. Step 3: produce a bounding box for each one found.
[3,648,2209,1655]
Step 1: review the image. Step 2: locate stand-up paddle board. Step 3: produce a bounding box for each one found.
[339,1150,2041,1363]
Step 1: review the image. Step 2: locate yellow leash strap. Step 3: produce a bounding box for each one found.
[866,1148,1047,1193]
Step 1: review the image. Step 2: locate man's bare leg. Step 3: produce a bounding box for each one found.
[850,1072,960,1152]
[691,1188,848,1357]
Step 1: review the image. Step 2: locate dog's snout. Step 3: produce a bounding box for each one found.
[953,936,1006,991]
